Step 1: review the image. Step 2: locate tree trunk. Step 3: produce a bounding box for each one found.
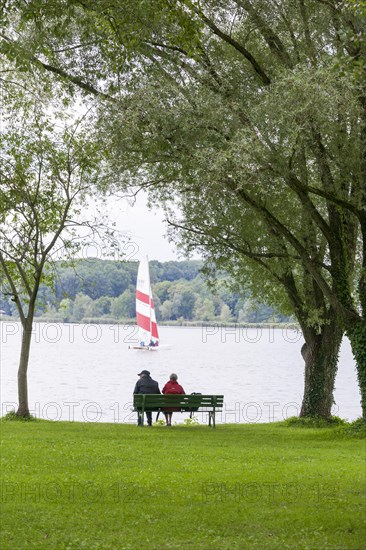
[347,319,366,421]
[16,318,33,417]
[300,321,343,418]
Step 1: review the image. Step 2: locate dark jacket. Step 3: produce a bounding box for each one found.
[133,374,160,395]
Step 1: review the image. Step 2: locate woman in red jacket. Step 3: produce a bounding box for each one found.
[162,373,185,426]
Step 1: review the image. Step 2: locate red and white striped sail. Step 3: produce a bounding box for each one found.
[136,256,159,346]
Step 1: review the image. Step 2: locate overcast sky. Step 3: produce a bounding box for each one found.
[107,193,181,263]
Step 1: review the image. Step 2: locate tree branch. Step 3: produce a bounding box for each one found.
[235,0,293,68]
[196,10,271,85]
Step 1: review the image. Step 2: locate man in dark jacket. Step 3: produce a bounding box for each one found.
[133,370,160,426]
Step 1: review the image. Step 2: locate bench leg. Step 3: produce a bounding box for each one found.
[208,411,216,428]
[141,395,146,426]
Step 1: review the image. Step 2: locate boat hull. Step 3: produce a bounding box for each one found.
[128,345,159,351]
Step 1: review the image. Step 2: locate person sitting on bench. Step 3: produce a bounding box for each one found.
[133,370,160,426]
[162,373,185,426]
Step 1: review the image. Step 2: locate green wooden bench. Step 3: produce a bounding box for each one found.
[133,394,224,427]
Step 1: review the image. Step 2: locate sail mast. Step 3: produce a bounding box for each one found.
[146,255,152,340]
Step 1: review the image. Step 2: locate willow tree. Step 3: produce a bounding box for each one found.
[98,0,363,418]
[3,0,365,418]
[164,186,344,419]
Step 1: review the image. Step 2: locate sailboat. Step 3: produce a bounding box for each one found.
[130,256,160,351]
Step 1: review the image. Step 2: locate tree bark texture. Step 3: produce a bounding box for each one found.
[16,320,33,417]
[300,321,343,418]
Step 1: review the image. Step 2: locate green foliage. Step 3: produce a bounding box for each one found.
[83,0,362,337]
[154,419,166,426]
[58,298,73,321]
[1,259,291,323]
[72,293,94,322]
[347,321,366,415]
[284,416,347,429]
[4,0,365,336]
[1,0,204,100]
[335,1,366,81]
[1,410,39,422]
[110,289,135,319]
[183,415,200,425]
[0,99,114,325]
[282,415,366,439]
[341,417,366,438]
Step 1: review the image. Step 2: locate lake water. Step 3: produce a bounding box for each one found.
[0,322,361,424]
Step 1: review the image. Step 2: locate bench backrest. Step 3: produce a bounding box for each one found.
[133,394,224,409]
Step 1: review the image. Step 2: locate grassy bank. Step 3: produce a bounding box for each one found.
[0,421,364,549]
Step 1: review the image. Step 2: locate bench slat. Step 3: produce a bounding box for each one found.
[133,400,224,406]
[133,394,223,409]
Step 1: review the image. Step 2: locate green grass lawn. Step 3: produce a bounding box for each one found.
[0,421,365,549]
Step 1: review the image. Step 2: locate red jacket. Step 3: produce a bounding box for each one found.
[162,380,185,395]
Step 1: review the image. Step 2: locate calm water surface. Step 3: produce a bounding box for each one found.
[0,322,361,423]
